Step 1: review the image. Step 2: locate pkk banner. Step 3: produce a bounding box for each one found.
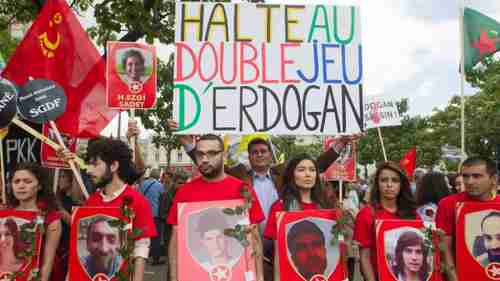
[106,42,157,109]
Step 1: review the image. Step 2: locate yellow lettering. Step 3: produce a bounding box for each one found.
[285,5,305,43]
[256,4,280,42]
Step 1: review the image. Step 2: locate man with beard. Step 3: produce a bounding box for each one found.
[436,156,500,281]
[81,217,122,278]
[83,137,157,281]
[287,220,327,281]
[167,134,265,281]
[478,212,500,266]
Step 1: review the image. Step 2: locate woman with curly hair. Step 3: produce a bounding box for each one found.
[353,161,419,281]
[8,163,62,281]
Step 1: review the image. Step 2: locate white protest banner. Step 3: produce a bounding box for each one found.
[364,95,401,129]
[174,3,363,135]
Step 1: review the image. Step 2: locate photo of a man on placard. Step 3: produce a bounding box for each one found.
[284,218,340,281]
[187,207,242,272]
[116,48,152,85]
[466,211,500,267]
[78,216,123,279]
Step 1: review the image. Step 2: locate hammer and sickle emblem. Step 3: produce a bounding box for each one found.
[38,12,63,58]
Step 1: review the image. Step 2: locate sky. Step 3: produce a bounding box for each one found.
[97,0,500,137]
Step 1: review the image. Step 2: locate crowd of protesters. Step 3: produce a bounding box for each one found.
[1,118,498,281]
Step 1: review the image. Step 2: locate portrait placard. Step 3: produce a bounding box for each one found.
[40,123,77,169]
[375,219,442,281]
[106,41,157,109]
[68,207,129,281]
[456,202,500,281]
[0,209,42,281]
[177,199,255,281]
[322,137,356,182]
[276,209,346,281]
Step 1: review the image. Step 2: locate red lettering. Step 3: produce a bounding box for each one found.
[280,43,300,83]
[239,42,259,84]
[199,42,219,82]
[261,43,278,84]
[220,42,237,84]
[175,42,198,82]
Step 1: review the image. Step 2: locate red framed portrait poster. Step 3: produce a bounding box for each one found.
[276,209,346,281]
[375,219,442,281]
[68,207,129,281]
[456,202,500,281]
[40,123,77,169]
[106,41,157,109]
[177,199,256,281]
[322,137,356,182]
[0,209,42,281]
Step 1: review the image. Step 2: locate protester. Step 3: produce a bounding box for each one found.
[8,163,62,281]
[435,156,500,281]
[447,173,464,194]
[82,137,157,281]
[166,134,265,281]
[138,168,165,265]
[168,120,352,281]
[416,172,450,222]
[353,161,418,281]
[263,154,337,280]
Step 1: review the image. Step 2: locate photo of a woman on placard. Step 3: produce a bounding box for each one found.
[0,218,26,273]
[116,48,153,85]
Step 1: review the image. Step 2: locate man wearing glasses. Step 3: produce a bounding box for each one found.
[167,134,266,281]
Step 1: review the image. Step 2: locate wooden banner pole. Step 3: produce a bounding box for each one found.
[377,127,388,162]
[48,121,89,199]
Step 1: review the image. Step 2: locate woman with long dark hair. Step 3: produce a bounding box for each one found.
[353,161,418,281]
[264,154,335,280]
[8,163,62,281]
[416,172,450,222]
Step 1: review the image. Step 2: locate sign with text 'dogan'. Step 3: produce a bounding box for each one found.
[174,3,363,135]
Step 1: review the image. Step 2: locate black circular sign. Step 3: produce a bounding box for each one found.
[0,78,18,128]
[18,79,67,124]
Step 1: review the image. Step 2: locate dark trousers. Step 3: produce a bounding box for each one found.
[151,217,164,259]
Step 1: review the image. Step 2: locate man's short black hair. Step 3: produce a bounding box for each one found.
[287,220,325,253]
[481,211,500,232]
[196,134,224,151]
[86,137,143,184]
[247,138,272,154]
[462,156,498,176]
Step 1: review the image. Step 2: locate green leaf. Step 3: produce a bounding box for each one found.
[222,208,236,215]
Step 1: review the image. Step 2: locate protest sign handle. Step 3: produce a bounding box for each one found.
[11,117,86,168]
[0,140,5,204]
[377,127,388,161]
[53,168,60,195]
[339,180,343,205]
[130,109,136,162]
[48,121,89,199]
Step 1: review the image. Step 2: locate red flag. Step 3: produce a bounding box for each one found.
[1,0,117,138]
[400,146,417,178]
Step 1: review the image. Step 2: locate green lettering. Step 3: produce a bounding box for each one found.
[333,6,356,44]
[307,5,331,42]
[175,84,201,131]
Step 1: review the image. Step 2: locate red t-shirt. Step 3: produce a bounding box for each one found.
[435,192,500,236]
[263,199,319,240]
[166,175,265,225]
[84,185,157,239]
[353,205,402,277]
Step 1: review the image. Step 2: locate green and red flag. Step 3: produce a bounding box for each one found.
[464,7,500,72]
[1,0,117,138]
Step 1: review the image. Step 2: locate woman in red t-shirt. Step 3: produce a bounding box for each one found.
[263,154,335,280]
[353,161,417,281]
[8,163,62,281]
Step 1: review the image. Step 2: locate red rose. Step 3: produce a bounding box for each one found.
[122,195,134,207]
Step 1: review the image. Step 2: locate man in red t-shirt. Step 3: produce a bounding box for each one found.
[436,156,500,281]
[167,134,265,281]
[83,137,157,281]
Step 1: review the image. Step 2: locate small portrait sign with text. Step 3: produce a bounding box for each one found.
[106,42,157,109]
[40,124,77,169]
